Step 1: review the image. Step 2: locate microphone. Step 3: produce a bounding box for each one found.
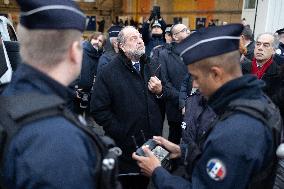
[132,135,139,149]
[140,130,146,142]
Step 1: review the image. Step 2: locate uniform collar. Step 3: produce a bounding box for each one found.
[208,75,265,115]
[9,63,75,100]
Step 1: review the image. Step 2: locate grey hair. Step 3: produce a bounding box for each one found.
[256,32,280,49]
[117,26,136,47]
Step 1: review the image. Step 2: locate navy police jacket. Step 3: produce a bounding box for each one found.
[2,64,98,189]
[152,75,274,189]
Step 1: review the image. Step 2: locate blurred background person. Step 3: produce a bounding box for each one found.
[97,25,122,75]
[73,32,105,115]
[275,28,284,64]
[141,6,166,57]
[97,17,105,33]
[158,23,190,146]
[240,26,255,64]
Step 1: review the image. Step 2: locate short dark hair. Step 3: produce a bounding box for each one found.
[191,50,241,77]
[241,26,253,40]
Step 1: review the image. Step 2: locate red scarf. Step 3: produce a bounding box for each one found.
[251,57,273,79]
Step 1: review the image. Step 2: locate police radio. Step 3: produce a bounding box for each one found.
[134,137,171,169]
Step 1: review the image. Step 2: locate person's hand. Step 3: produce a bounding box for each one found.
[148,76,162,95]
[153,136,181,159]
[149,11,154,22]
[132,146,161,177]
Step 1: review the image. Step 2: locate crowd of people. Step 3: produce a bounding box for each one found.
[0,0,284,189]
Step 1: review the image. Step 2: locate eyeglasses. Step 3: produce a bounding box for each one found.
[173,28,189,36]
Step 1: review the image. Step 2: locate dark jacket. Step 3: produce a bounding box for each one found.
[141,20,166,57]
[79,40,103,92]
[149,43,172,77]
[97,40,117,76]
[180,91,216,160]
[275,42,284,65]
[179,91,217,177]
[270,64,284,119]
[90,53,163,174]
[2,64,98,189]
[159,43,188,122]
[242,57,281,101]
[152,75,275,189]
[245,41,255,61]
[148,43,172,120]
[179,73,192,110]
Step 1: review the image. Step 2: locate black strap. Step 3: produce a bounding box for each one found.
[4,93,64,119]
[0,93,111,189]
[224,98,282,188]
[224,99,269,124]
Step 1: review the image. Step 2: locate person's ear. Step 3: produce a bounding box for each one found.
[70,41,83,65]
[210,66,223,83]
[272,47,276,55]
[172,34,178,42]
[120,43,126,52]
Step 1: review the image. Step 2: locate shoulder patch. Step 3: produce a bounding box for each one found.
[206,158,226,181]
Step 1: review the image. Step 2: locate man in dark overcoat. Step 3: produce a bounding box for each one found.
[90,26,163,189]
[158,24,190,144]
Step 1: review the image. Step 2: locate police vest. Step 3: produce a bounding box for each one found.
[0,93,121,189]
[184,96,282,189]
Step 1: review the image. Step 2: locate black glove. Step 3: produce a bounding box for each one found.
[149,11,154,21]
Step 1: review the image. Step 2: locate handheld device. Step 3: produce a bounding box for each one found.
[136,139,170,169]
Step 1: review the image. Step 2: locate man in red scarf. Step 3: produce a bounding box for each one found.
[242,33,281,100]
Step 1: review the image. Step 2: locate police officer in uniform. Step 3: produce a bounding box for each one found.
[275,28,284,64]
[132,24,281,189]
[1,1,108,188]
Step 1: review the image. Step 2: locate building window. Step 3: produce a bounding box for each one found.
[244,0,256,9]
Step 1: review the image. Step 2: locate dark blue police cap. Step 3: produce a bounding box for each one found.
[276,28,284,35]
[175,24,243,65]
[108,25,122,38]
[165,24,172,33]
[16,0,86,32]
